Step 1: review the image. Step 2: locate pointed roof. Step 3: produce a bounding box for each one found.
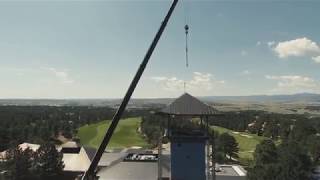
[159,93,217,116]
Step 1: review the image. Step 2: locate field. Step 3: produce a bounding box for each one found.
[212,126,267,162]
[77,117,148,149]
[77,116,264,163]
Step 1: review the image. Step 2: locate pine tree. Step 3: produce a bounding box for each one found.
[248,140,312,180]
[3,146,34,180]
[218,133,239,161]
[247,140,279,180]
[254,140,278,165]
[308,135,320,164]
[34,143,64,179]
[277,141,312,180]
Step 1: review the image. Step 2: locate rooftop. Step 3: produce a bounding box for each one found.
[97,149,246,180]
[159,93,217,116]
[62,147,91,172]
[0,142,91,173]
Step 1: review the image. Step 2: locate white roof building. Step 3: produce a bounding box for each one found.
[62,147,91,172]
[0,142,92,173]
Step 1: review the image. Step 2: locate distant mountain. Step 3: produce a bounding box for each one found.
[201,93,320,104]
[1,93,320,106]
[0,98,173,107]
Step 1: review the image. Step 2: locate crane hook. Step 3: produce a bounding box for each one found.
[184,24,189,67]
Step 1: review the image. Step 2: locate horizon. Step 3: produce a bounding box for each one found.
[0,92,319,100]
[1,1,320,98]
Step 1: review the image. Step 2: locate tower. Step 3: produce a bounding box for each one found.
[158,93,218,180]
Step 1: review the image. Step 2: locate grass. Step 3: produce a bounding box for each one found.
[212,125,268,163]
[77,116,265,164]
[77,117,148,149]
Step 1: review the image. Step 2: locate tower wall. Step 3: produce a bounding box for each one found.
[170,136,207,180]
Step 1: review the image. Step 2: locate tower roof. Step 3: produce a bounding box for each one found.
[159,93,217,116]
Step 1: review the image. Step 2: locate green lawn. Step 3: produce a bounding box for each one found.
[77,117,265,162]
[77,117,148,149]
[212,126,267,161]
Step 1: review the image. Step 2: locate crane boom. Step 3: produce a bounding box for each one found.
[82,1,179,179]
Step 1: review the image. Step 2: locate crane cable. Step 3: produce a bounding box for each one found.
[185,24,189,67]
[183,0,190,93]
[183,0,189,68]
[183,24,189,93]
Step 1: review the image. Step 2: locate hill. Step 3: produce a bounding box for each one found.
[2,93,320,106]
[202,93,320,104]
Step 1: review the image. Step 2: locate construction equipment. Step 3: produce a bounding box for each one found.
[81,0,179,179]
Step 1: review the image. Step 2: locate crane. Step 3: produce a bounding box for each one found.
[82,0,179,179]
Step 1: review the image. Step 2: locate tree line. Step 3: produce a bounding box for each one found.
[0,106,151,152]
[1,142,64,180]
[247,117,320,180]
[210,110,320,179]
[140,110,320,179]
[0,106,118,151]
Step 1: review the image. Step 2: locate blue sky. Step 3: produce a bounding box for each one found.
[1,1,320,98]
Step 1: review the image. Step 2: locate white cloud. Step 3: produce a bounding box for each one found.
[189,72,224,91]
[43,67,74,84]
[241,70,251,75]
[150,72,225,93]
[241,50,248,56]
[273,37,320,58]
[256,41,274,47]
[267,41,275,47]
[150,76,167,82]
[312,56,320,63]
[150,76,183,91]
[265,75,319,94]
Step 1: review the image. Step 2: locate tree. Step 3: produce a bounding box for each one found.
[276,141,312,180]
[39,126,51,142]
[247,140,279,180]
[254,140,278,165]
[3,146,34,180]
[248,140,313,180]
[248,164,280,180]
[263,121,279,140]
[278,120,291,140]
[0,127,10,151]
[208,130,227,165]
[289,120,317,143]
[141,115,162,146]
[33,143,64,179]
[307,135,320,164]
[218,133,239,161]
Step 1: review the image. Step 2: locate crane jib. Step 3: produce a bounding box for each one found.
[81,0,179,179]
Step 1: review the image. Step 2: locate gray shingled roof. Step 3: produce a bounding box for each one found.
[159,93,217,116]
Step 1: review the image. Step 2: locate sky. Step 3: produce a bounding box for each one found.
[1,0,320,98]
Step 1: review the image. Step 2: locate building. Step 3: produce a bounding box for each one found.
[96,148,246,180]
[97,93,246,180]
[158,93,217,180]
[0,141,93,178]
